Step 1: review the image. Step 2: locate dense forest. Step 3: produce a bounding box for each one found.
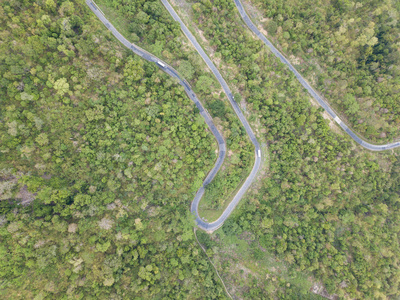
[96,0,255,221]
[244,0,400,142]
[1,0,400,299]
[174,0,400,298]
[0,0,231,298]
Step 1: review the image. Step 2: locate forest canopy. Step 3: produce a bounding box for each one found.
[0,0,229,298]
[248,0,400,141]
[1,0,400,299]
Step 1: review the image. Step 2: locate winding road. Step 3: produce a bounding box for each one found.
[233,0,400,151]
[86,0,261,232]
[87,0,399,233]
[160,0,262,232]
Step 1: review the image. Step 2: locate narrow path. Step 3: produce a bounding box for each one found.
[160,0,262,232]
[234,0,400,151]
[194,228,233,299]
[86,0,259,233]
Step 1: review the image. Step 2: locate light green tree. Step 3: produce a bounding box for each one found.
[54,78,69,95]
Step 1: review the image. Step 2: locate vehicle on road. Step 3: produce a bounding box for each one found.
[233,0,400,151]
[88,0,261,233]
[157,61,166,68]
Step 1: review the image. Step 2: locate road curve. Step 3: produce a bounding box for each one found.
[86,0,260,232]
[86,0,227,225]
[160,0,262,232]
[234,0,400,151]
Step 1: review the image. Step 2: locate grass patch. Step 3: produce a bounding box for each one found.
[199,157,253,222]
[196,229,325,299]
[95,0,135,40]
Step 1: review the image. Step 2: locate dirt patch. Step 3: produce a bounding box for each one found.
[242,0,265,24]
[239,231,256,242]
[172,0,218,62]
[260,17,270,23]
[376,153,392,172]
[16,185,36,206]
[42,173,52,180]
[68,223,78,233]
[311,282,338,300]
[289,54,301,65]
[258,26,269,37]
[196,28,208,44]
[236,263,258,279]
[209,52,221,67]
[308,97,342,135]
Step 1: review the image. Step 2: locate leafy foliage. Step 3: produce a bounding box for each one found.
[185,0,400,297]
[250,0,400,141]
[0,1,229,298]
[97,0,254,220]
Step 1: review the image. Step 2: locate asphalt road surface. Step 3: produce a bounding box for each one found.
[160,0,262,232]
[233,0,400,151]
[86,0,227,226]
[87,0,260,232]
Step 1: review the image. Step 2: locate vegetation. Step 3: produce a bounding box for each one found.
[0,0,230,298]
[244,0,400,142]
[172,0,400,298]
[2,0,400,299]
[96,0,254,221]
[197,230,325,299]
